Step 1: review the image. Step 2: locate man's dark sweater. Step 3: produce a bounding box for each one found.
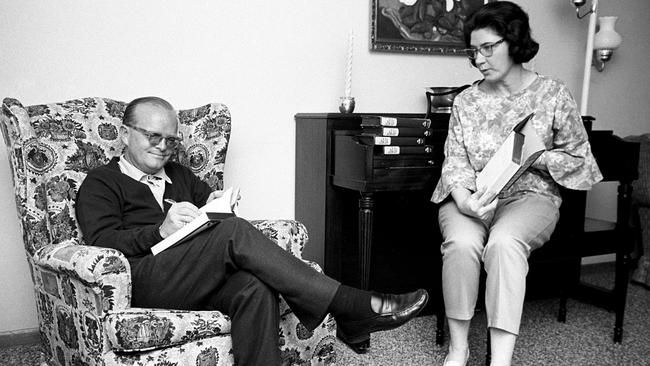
[76,157,212,259]
[76,156,339,334]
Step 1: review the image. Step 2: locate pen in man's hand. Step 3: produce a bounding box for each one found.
[164,199,177,205]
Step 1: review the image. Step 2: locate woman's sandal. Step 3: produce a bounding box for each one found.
[443,348,469,366]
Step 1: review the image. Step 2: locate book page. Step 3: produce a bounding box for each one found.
[151,213,212,255]
[475,113,544,195]
[151,186,239,255]
[519,121,545,160]
[476,132,518,193]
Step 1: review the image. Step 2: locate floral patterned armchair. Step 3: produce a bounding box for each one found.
[0,97,336,366]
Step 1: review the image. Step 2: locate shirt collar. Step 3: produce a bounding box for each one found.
[117,155,172,184]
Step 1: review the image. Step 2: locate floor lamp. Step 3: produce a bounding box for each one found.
[572,0,622,115]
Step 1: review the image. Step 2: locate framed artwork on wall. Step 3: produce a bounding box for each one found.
[370,0,494,55]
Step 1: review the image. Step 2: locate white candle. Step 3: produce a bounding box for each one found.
[345,31,354,97]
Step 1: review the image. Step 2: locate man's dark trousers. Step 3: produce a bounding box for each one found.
[128,217,340,364]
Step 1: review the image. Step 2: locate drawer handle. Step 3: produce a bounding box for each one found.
[427,160,435,165]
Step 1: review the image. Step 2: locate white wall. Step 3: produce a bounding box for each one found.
[1,0,648,334]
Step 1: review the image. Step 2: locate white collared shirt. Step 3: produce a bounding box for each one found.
[118,156,172,210]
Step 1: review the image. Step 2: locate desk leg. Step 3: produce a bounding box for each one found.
[358,192,374,290]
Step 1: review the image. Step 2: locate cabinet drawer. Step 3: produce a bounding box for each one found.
[332,132,440,190]
[373,156,435,168]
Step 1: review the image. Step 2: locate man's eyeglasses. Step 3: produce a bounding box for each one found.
[463,39,506,60]
[128,125,182,148]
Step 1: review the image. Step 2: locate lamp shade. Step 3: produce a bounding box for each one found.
[594,16,622,50]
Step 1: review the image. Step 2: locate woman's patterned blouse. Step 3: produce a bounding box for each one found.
[431,74,603,207]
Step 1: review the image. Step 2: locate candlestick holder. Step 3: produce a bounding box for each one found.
[339,96,355,114]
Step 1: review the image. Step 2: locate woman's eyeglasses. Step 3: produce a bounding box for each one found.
[128,125,182,148]
[463,39,505,60]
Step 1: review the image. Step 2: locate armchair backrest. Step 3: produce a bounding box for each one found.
[1,97,231,257]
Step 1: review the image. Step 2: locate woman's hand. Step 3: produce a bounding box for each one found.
[452,187,498,222]
[159,201,201,238]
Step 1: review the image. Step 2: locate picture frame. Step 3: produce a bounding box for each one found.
[370,0,495,55]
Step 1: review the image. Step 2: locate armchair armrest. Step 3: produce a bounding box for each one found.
[105,308,231,352]
[250,219,308,259]
[33,239,132,311]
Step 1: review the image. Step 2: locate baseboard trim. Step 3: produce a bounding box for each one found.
[0,328,40,347]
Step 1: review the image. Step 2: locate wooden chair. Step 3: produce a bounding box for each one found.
[570,130,640,343]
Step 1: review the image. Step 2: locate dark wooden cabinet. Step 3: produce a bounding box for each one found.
[295,112,449,315]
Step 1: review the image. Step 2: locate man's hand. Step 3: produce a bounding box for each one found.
[452,187,498,222]
[206,190,223,203]
[159,201,201,238]
[207,189,241,212]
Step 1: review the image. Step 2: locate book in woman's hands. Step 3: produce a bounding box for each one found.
[150,187,240,256]
[476,113,544,197]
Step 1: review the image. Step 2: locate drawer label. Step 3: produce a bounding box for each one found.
[380,117,398,126]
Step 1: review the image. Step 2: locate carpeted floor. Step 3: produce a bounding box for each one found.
[335,264,650,366]
[0,343,48,366]
[2,264,649,365]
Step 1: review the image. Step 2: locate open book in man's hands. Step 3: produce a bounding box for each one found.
[476,113,545,197]
[150,186,240,256]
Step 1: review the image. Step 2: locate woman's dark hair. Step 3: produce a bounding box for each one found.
[464,1,539,65]
[123,96,174,126]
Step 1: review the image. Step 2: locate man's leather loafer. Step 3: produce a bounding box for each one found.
[337,289,429,354]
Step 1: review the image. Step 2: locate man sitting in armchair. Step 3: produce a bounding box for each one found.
[75,96,428,365]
